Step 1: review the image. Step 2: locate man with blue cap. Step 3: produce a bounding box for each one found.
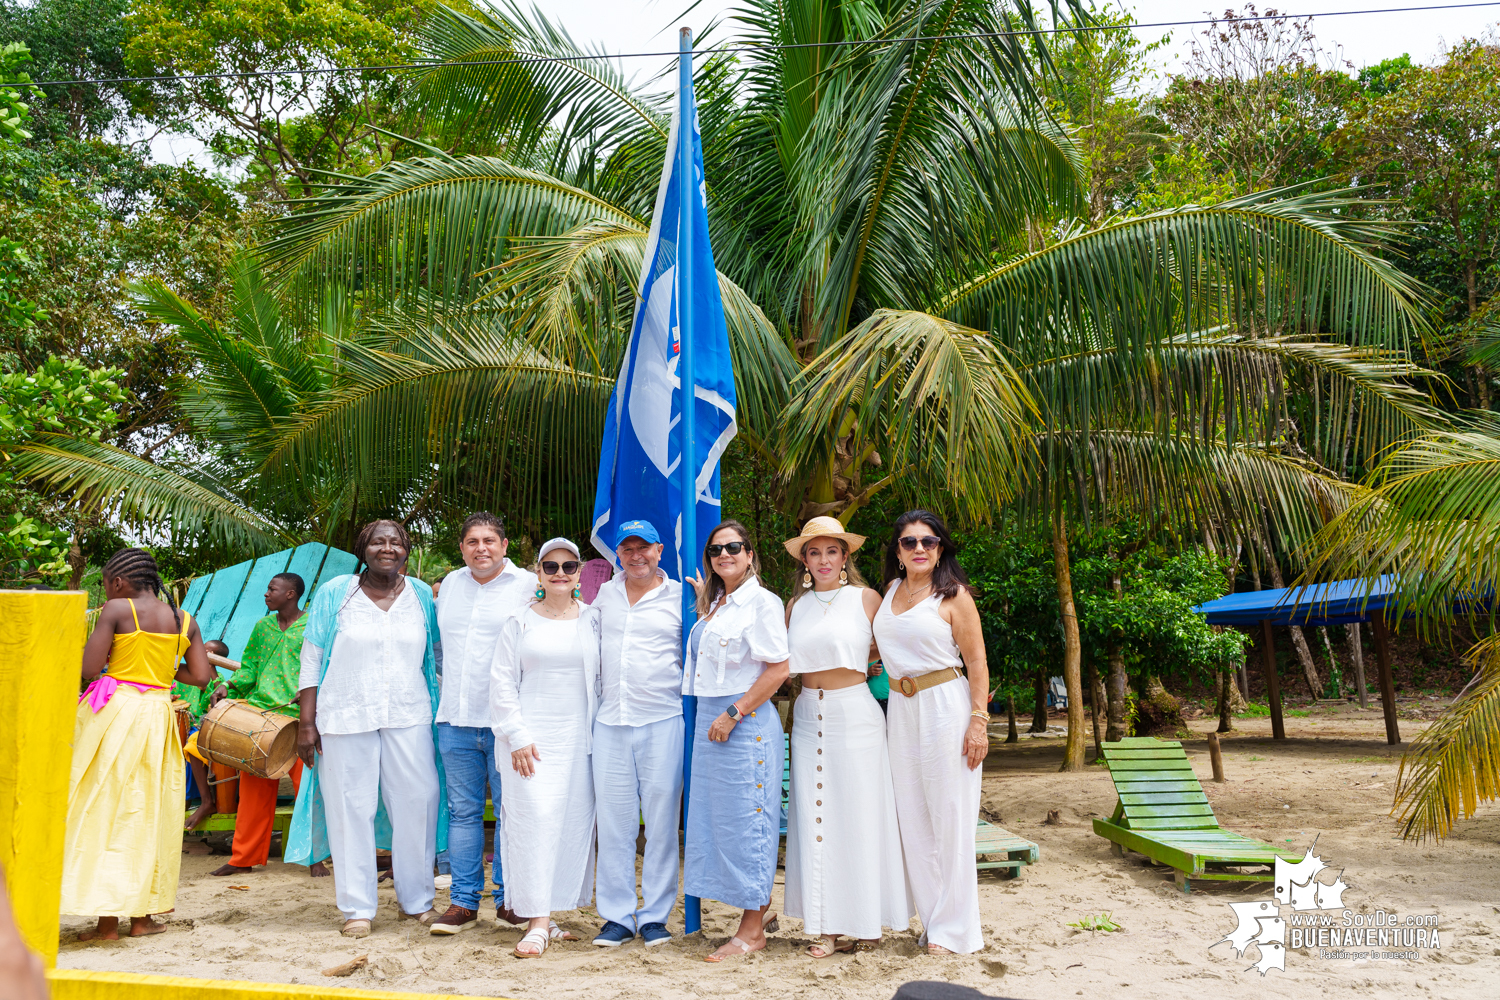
[589,519,684,948]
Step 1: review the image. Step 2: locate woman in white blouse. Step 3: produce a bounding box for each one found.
[781,517,912,957]
[683,520,790,962]
[290,519,445,938]
[871,510,989,955]
[489,538,601,958]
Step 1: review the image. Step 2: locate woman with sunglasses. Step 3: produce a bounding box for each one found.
[781,517,912,958]
[489,538,602,958]
[683,520,790,962]
[872,510,990,955]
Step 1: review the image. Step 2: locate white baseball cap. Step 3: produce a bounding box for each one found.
[537,537,582,562]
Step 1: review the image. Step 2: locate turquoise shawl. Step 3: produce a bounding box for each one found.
[284,574,449,865]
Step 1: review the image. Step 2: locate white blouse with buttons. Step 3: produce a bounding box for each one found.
[681,575,789,697]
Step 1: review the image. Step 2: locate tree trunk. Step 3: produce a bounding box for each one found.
[1031,669,1048,733]
[1088,659,1106,758]
[67,536,87,592]
[1318,626,1340,698]
[1346,622,1369,708]
[1053,509,1086,771]
[1005,694,1018,743]
[1258,539,1321,698]
[1135,673,1185,736]
[1105,565,1127,742]
[1217,667,1246,733]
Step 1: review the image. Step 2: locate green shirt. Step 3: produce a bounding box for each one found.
[226,613,307,717]
[867,661,890,699]
[171,679,211,720]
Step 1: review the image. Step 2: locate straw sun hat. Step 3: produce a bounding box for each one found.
[783,515,866,558]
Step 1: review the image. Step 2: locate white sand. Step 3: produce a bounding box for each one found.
[58,708,1499,999]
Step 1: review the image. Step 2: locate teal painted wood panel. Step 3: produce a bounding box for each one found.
[281,543,333,609]
[218,551,297,660]
[310,547,359,594]
[193,559,254,645]
[181,573,215,618]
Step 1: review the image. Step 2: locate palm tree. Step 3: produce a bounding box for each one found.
[1307,418,1500,840]
[20,1,1439,768]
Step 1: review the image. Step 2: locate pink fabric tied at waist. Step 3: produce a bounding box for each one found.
[80,675,165,713]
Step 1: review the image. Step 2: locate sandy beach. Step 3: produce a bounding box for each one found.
[57,706,1499,999]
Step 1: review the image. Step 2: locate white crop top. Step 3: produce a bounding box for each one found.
[786,585,872,675]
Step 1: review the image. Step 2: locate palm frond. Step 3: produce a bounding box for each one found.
[1392,633,1500,842]
[10,436,291,548]
[778,308,1037,520]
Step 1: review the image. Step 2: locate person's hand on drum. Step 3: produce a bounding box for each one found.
[210,683,227,707]
[511,743,540,777]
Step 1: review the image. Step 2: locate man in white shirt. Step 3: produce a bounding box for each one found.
[428,512,538,936]
[590,519,683,948]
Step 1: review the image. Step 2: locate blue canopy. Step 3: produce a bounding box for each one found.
[1191,576,1399,627]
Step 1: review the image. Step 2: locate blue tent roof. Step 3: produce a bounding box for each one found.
[1191,576,1400,627]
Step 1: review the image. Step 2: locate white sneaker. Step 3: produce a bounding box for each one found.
[433,874,453,889]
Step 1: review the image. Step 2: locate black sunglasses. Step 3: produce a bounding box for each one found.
[540,560,581,575]
[899,534,941,551]
[706,541,746,557]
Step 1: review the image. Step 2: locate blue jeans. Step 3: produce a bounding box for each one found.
[436,723,503,911]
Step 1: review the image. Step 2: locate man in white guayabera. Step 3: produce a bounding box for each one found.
[589,519,684,948]
[428,512,539,936]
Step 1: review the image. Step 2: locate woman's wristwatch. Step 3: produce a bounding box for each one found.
[726,703,743,721]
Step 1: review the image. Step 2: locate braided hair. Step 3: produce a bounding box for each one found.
[101,547,181,633]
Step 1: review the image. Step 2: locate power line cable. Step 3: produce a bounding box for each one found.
[25,2,1500,88]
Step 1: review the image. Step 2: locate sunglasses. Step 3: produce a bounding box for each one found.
[898,535,941,551]
[540,560,581,575]
[706,541,746,557]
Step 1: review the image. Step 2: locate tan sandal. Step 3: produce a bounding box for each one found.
[705,935,763,962]
[341,918,371,938]
[808,936,849,958]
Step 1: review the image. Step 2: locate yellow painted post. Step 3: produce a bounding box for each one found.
[48,971,511,1000]
[0,590,86,968]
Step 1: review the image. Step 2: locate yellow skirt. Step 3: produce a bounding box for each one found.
[61,685,184,917]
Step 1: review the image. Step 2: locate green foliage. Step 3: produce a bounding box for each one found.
[0,356,125,584]
[0,40,40,144]
[1067,912,1121,932]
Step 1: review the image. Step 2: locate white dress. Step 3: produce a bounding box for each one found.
[491,609,598,917]
[872,583,983,954]
[784,586,913,939]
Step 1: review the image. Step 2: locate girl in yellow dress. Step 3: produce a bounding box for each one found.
[65,548,214,940]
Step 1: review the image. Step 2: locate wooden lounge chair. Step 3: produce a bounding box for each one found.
[1092,736,1302,891]
[976,820,1038,878]
[184,805,295,855]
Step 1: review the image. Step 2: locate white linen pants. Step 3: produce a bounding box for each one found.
[319,726,439,921]
[887,678,983,954]
[592,717,684,929]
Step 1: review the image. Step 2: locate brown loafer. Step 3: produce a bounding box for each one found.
[401,908,444,926]
[429,904,478,936]
[496,906,526,927]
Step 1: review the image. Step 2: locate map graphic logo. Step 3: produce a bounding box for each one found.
[1214,844,1440,974]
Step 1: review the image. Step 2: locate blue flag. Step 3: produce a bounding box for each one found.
[590,77,737,577]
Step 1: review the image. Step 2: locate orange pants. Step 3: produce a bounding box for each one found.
[229,759,303,868]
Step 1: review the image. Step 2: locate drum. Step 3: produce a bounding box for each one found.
[171,699,192,747]
[197,699,299,780]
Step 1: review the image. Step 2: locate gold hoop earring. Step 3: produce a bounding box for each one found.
[839,568,848,585]
[802,570,813,589]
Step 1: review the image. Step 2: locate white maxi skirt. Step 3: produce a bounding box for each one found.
[784,684,913,938]
[887,674,983,954]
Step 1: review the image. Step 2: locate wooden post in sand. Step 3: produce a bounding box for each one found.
[1207,732,1226,782]
[0,590,87,968]
[1369,615,1402,745]
[1259,619,1286,740]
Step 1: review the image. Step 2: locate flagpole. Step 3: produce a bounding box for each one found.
[677,25,702,938]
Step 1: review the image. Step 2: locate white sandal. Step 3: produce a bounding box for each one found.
[514,929,549,958]
[548,920,574,941]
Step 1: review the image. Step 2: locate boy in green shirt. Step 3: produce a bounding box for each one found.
[208,572,307,876]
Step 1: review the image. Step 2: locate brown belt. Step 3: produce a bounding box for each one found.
[891,667,963,697]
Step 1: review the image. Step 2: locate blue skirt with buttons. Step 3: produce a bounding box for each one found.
[683,693,784,911]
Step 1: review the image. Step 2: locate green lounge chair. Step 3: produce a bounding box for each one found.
[1092,737,1303,891]
[976,820,1038,878]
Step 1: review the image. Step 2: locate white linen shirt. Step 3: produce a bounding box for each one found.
[682,574,789,697]
[297,581,431,735]
[594,572,683,727]
[435,560,539,727]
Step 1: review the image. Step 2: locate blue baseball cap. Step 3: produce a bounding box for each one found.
[614,519,662,547]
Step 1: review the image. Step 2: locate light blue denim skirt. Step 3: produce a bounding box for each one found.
[683,693,783,910]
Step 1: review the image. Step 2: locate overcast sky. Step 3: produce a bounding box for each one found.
[545,0,1500,81]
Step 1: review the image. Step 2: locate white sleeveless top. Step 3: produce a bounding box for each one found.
[871,582,963,679]
[787,585,872,675]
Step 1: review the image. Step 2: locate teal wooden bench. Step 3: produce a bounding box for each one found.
[1092,736,1302,891]
[976,820,1038,878]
